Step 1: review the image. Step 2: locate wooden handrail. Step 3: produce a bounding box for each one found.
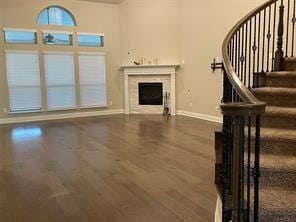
[220,1,279,115]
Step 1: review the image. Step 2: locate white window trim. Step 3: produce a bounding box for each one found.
[80,104,108,109]
[43,51,74,55]
[5,50,39,54]
[3,28,38,33]
[46,107,77,112]
[77,32,104,36]
[78,52,106,55]
[8,109,43,115]
[42,30,73,35]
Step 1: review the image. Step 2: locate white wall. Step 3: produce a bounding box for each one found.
[178,0,266,117]
[120,0,180,65]
[0,0,267,121]
[0,0,123,119]
[120,0,266,118]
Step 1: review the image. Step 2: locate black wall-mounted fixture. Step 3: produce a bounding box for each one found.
[211,58,223,71]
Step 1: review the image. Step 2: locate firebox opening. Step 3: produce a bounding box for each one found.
[138,82,163,105]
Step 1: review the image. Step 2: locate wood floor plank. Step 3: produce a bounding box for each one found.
[0,115,220,222]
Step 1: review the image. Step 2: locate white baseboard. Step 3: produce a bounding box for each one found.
[0,109,124,124]
[177,110,223,123]
[215,195,222,222]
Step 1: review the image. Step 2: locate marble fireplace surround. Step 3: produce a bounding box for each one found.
[121,65,178,115]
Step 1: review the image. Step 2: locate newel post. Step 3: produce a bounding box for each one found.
[274,0,285,71]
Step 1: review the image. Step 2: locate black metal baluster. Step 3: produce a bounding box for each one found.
[247,116,252,221]
[238,29,241,79]
[236,32,240,102]
[241,26,245,82]
[253,15,257,87]
[257,12,261,74]
[232,37,235,66]
[253,116,261,222]
[262,9,267,73]
[291,0,296,57]
[267,6,272,72]
[272,1,277,70]
[244,22,248,85]
[286,0,291,57]
[236,33,239,72]
[249,18,252,88]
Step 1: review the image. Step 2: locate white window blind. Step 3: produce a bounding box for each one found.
[44,52,76,110]
[78,53,107,107]
[5,51,41,112]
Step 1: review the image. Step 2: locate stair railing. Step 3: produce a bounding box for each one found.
[216,0,292,221]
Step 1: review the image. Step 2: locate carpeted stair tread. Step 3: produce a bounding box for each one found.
[266,72,296,88]
[261,106,296,129]
[284,57,296,71]
[252,87,296,106]
[251,127,296,156]
[259,155,296,191]
[260,127,296,140]
[260,154,296,171]
[267,71,296,77]
[252,87,296,95]
[259,189,296,222]
[254,154,296,221]
[265,106,296,117]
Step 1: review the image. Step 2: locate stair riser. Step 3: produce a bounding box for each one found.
[261,115,296,130]
[254,94,296,107]
[284,61,296,71]
[260,139,296,156]
[266,77,296,88]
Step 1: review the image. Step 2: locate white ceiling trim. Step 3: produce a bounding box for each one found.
[78,0,124,4]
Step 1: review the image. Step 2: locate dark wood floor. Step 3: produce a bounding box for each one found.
[0,114,221,222]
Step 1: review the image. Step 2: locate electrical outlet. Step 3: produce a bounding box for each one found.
[109,101,113,106]
[3,108,7,113]
[189,102,193,107]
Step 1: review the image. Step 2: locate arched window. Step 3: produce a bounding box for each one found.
[37,6,76,26]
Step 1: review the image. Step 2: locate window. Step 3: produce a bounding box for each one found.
[5,51,42,112]
[37,6,76,26]
[42,31,73,45]
[4,28,37,44]
[77,33,104,47]
[44,52,76,110]
[78,53,107,107]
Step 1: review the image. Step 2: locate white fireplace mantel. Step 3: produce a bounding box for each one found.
[121,64,179,115]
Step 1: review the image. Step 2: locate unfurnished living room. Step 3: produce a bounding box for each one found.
[0,0,295,221]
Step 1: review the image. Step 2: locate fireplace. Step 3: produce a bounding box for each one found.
[138,82,163,105]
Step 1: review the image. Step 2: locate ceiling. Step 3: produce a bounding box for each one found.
[79,0,124,4]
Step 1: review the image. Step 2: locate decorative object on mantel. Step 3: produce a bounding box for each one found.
[163,92,170,116]
[132,57,161,66]
[154,57,160,65]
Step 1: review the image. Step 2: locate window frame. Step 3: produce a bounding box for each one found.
[37,6,77,27]
[77,32,104,47]
[3,28,38,45]
[42,30,73,46]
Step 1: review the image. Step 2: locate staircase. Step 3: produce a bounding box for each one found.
[252,66,296,221]
[215,0,296,221]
